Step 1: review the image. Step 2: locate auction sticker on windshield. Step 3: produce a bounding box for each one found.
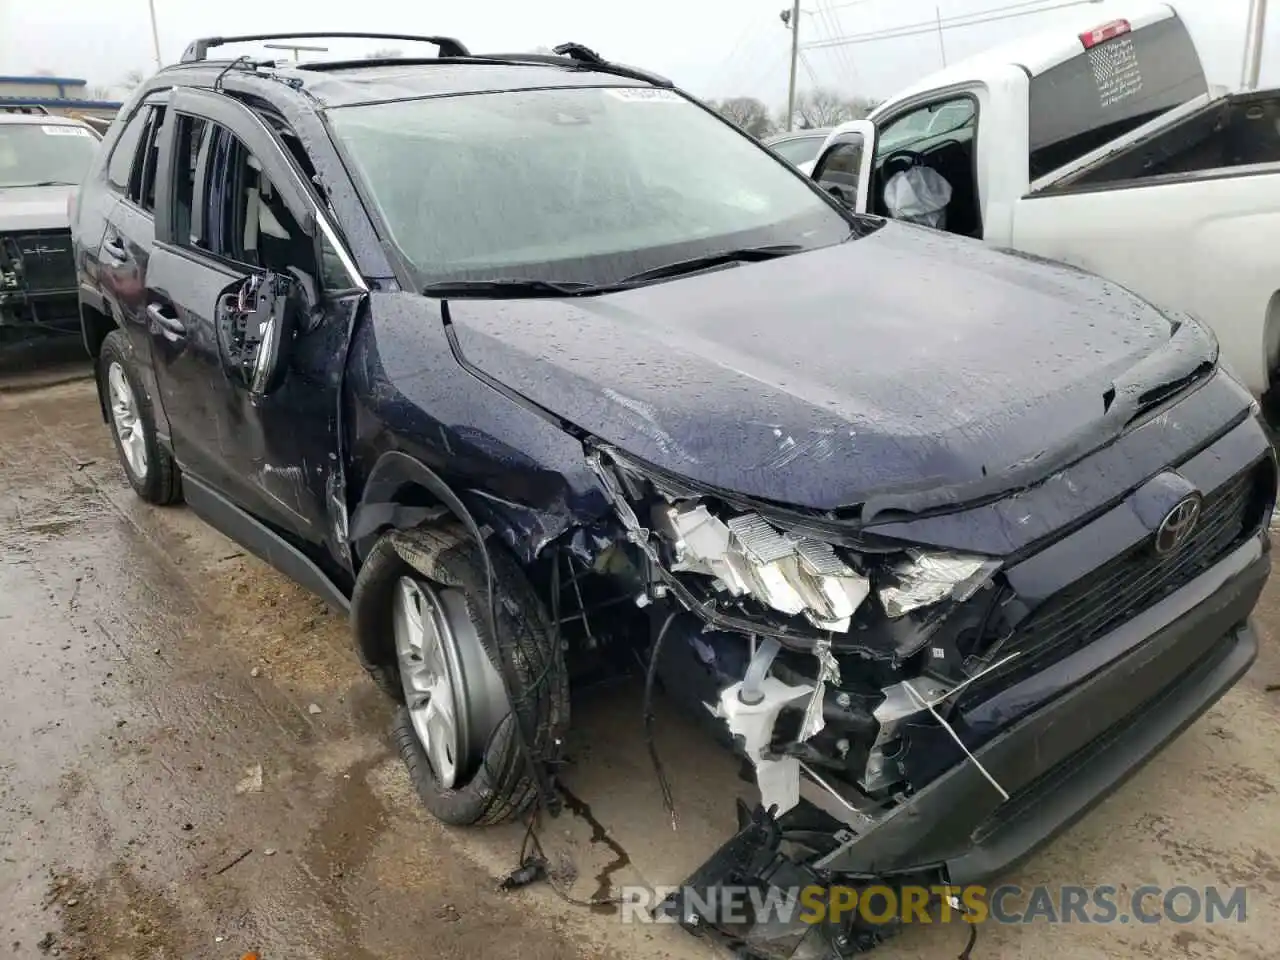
[607,88,683,103]
[41,125,93,137]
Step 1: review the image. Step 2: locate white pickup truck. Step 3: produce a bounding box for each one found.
[810,1,1280,401]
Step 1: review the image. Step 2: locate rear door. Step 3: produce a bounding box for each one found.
[145,86,362,566]
[97,98,166,346]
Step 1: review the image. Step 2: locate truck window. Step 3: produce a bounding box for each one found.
[1028,15,1209,181]
[771,135,825,165]
[871,97,980,237]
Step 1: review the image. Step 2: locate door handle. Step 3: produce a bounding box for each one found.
[147,303,186,336]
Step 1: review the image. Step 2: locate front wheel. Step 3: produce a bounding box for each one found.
[351,522,569,826]
[98,331,181,505]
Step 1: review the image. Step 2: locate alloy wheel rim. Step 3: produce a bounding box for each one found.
[391,576,513,789]
[107,362,148,479]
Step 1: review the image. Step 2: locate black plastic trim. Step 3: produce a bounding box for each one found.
[183,474,350,613]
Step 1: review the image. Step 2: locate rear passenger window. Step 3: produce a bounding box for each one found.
[126,106,166,213]
[171,115,209,246]
[107,107,150,190]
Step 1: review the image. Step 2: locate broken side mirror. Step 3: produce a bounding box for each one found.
[285,265,323,335]
[215,272,302,403]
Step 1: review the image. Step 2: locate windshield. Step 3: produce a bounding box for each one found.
[0,122,98,188]
[328,86,852,287]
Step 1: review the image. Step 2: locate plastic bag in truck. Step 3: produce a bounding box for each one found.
[884,166,952,229]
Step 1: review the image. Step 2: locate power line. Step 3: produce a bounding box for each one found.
[816,0,862,88]
[803,0,1103,50]
[809,0,1070,46]
[799,50,822,86]
[707,17,763,91]
[824,0,884,11]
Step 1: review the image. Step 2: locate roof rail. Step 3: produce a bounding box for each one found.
[180,32,470,64]
[0,103,50,115]
[471,44,674,88]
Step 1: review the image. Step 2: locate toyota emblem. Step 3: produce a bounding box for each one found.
[1154,494,1202,556]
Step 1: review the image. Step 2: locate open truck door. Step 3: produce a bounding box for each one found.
[810,119,876,213]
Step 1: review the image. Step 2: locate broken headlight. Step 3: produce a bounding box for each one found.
[878,552,999,619]
[651,500,1000,639]
[652,501,870,632]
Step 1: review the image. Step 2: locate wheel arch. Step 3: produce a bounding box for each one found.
[349,451,472,565]
[1264,289,1280,392]
[82,298,118,423]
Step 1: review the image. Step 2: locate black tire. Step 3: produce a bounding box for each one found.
[98,330,181,505]
[350,521,569,826]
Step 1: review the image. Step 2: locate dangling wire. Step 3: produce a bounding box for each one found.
[643,610,680,831]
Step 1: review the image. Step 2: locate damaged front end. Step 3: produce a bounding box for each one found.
[588,444,1011,806]
[571,405,1271,959]
[583,444,1022,956]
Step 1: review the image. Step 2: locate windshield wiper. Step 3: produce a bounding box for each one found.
[423,278,603,299]
[616,244,805,286]
[422,245,807,299]
[3,180,80,188]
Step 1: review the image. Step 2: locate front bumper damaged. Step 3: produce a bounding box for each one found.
[663,534,1267,959]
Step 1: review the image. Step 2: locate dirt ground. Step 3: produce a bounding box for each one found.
[2,372,1279,960]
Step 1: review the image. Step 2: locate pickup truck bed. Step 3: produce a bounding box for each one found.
[1054,89,1280,189]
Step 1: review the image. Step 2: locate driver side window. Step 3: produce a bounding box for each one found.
[875,99,975,161]
[171,117,317,280]
[813,136,864,206]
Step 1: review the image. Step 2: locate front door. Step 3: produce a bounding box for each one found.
[811,120,876,213]
[143,86,361,574]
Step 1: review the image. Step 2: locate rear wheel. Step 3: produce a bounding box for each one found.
[351,522,568,826]
[98,331,180,505]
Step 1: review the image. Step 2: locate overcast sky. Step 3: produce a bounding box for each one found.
[0,0,1272,106]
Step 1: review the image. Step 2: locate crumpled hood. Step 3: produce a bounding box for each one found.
[0,184,74,232]
[445,222,1214,511]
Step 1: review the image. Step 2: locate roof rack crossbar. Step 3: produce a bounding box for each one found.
[181,32,470,63]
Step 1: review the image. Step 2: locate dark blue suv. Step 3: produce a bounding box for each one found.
[71,32,1274,958]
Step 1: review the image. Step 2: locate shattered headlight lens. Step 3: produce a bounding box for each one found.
[878,551,999,619]
[652,502,870,632]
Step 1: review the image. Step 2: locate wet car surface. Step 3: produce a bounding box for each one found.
[2,373,1279,959]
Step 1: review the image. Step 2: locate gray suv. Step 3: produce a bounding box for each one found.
[0,113,101,346]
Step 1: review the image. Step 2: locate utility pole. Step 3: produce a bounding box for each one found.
[1241,0,1268,91]
[147,0,162,68]
[783,0,802,131]
[935,6,949,67]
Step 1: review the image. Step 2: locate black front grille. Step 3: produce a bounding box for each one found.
[964,461,1267,703]
[7,231,75,293]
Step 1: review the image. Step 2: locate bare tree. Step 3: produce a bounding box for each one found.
[792,87,875,129]
[365,48,403,59]
[710,97,775,139]
[88,85,114,100]
[121,69,146,90]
